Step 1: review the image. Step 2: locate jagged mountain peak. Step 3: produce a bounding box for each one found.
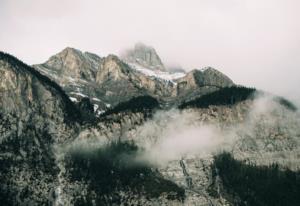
[60,46,81,55]
[50,47,90,64]
[58,47,99,57]
[121,42,166,71]
[34,47,102,82]
[57,47,101,63]
[48,47,102,68]
[133,42,157,53]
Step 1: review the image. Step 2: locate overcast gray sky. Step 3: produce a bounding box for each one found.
[1,0,299,102]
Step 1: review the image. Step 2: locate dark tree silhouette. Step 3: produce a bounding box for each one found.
[179,86,256,109]
[211,152,300,206]
[101,95,160,117]
[65,141,185,205]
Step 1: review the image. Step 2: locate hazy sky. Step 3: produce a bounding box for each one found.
[1,0,299,102]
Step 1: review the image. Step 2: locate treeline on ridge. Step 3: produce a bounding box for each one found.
[179,86,256,109]
[101,95,160,117]
[178,86,297,111]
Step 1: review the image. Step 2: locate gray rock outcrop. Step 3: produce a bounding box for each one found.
[121,42,166,71]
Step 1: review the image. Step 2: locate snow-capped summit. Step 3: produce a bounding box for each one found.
[121,43,187,83]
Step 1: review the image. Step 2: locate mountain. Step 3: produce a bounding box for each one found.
[34,44,234,112]
[1,47,299,205]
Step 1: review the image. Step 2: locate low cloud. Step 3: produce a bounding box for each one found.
[132,109,236,164]
[61,93,300,169]
[132,94,300,166]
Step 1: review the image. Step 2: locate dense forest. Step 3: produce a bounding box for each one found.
[101,95,160,117]
[179,86,256,109]
[65,141,185,205]
[211,152,300,206]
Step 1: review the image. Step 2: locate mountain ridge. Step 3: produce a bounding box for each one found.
[33,44,235,114]
[1,48,299,205]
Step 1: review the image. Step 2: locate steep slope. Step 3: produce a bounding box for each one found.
[0,52,80,205]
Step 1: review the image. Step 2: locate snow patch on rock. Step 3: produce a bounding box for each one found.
[128,63,186,83]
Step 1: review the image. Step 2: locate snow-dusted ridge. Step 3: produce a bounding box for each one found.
[128,63,186,83]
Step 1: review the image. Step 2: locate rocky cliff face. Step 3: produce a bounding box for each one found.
[1,48,299,206]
